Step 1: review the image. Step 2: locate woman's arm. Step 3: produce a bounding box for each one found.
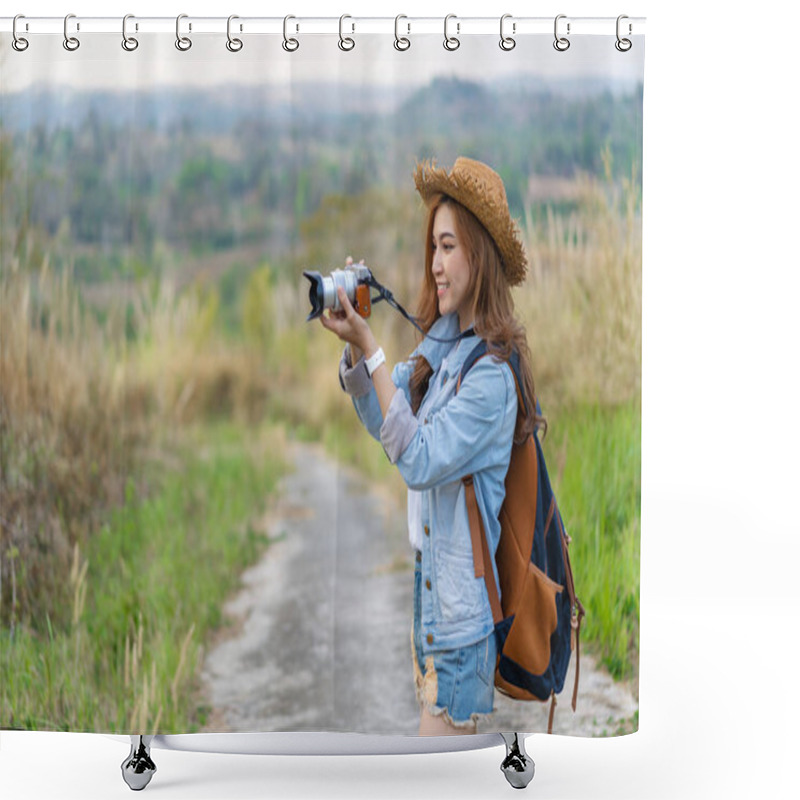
[381,357,517,491]
[320,286,397,419]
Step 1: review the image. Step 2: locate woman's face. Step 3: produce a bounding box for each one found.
[431,203,474,331]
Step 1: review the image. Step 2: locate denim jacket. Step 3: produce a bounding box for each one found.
[338,313,517,652]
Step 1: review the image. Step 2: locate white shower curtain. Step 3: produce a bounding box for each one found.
[1,8,643,743]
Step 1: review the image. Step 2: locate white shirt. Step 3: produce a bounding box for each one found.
[407,488,423,551]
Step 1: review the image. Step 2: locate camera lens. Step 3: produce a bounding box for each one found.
[303,270,325,321]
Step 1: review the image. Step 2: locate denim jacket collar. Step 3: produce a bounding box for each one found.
[415,313,477,372]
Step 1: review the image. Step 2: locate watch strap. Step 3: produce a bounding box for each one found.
[365,347,386,377]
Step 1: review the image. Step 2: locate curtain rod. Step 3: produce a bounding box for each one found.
[2,16,646,38]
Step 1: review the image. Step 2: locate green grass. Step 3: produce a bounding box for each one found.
[543,400,641,681]
[1,423,285,733]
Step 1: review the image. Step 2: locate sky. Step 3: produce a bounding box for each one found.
[1,23,645,94]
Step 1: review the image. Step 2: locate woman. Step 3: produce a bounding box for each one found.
[320,158,540,735]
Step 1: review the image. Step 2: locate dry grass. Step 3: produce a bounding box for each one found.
[0,239,287,730]
[0,258,275,628]
[519,156,642,411]
[1,257,138,626]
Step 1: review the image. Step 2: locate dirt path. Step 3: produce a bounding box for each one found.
[200,441,638,737]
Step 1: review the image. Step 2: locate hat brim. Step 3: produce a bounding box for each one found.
[414,160,527,286]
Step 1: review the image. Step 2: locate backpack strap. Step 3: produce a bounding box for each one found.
[456,339,489,394]
[458,341,521,627]
[559,518,586,712]
[457,342,541,427]
[463,475,503,624]
[548,692,557,734]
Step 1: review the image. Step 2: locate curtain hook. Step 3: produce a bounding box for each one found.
[283,15,299,52]
[63,13,80,51]
[615,15,632,52]
[226,15,243,52]
[553,14,570,52]
[175,13,192,51]
[394,14,410,51]
[122,14,139,52]
[338,14,355,51]
[12,14,29,52]
[500,14,516,51]
[444,14,460,51]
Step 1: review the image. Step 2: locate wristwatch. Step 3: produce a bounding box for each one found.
[365,347,386,378]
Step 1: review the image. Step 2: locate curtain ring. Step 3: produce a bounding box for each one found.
[615,15,632,52]
[338,14,355,51]
[63,13,80,51]
[283,15,299,52]
[394,15,410,51]
[176,13,192,51]
[226,15,243,52]
[499,14,516,51]
[553,14,570,52]
[122,14,139,52]
[12,14,29,52]
[444,14,460,51]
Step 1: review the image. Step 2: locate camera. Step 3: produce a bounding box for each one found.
[303,264,374,321]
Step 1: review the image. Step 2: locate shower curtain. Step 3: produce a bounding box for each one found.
[1,16,644,740]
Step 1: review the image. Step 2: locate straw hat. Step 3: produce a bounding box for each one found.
[414,157,527,286]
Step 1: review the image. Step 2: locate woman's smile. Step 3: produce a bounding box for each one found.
[431,204,473,330]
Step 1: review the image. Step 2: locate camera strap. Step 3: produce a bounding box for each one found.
[366,274,474,344]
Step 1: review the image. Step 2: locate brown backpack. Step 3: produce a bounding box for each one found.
[458,343,585,733]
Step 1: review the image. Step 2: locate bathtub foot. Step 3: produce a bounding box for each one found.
[500,732,535,789]
[121,735,156,791]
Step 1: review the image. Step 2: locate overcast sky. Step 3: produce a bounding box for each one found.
[1,31,644,95]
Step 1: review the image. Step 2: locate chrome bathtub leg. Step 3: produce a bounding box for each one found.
[121,735,156,791]
[500,732,535,789]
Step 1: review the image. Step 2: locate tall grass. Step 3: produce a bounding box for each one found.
[1,423,286,731]
[125,277,272,426]
[519,156,642,680]
[543,402,640,681]
[518,152,641,410]
[0,257,279,625]
[518,161,642,678]
[1,257,138,628]
[1,249,287,731]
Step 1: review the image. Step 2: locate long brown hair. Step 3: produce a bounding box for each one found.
[409,194,544,441]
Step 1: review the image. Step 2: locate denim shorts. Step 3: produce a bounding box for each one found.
[411,552,496,728]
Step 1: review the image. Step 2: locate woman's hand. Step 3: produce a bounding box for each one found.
[319,285,378,362]
[320,258,396,417]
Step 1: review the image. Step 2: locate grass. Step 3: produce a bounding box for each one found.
[0,251,288,733]
[0,259,275,627]
[542,401,641,682]
[1,259,141,629]
[1,422,286,733]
